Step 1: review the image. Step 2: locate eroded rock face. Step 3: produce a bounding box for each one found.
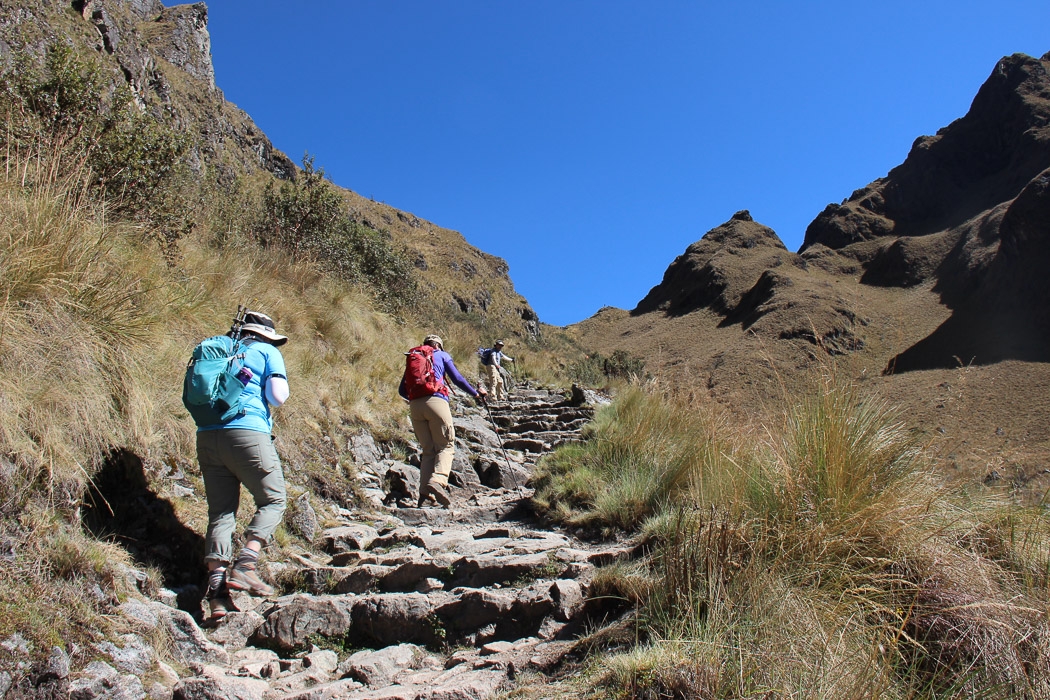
[153,3,214,88]
[889,166,1050,371]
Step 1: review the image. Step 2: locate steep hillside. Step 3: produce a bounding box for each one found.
[573,50,1050,493]
[0,0,539,340]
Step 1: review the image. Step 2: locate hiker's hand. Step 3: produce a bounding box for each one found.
[477,389,488,405]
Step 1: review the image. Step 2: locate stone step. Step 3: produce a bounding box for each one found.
[162,385,611,698]
[251,577,586,652]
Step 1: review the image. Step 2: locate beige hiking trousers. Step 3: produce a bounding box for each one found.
[486,363,505,401]
[409,395,456,489]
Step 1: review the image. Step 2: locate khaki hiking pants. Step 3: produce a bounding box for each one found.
[410,395,456,489]
[197,428,287,565]
[486,363,505,401]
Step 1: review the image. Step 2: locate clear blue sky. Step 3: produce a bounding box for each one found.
[203,2,1048,327]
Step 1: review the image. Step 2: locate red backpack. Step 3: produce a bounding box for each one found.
[403,345,447,400]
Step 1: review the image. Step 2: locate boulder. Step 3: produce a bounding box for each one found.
[94,634,153,675]
[206,611,264,652]
[320,524,379,553]
[454,416,501,449]
[478,459,530,489]
[384,464,420,503]
[119,600,229,668]
[173,676,269,700]
[450,553,559,588]
[349,593,447,647]
[70,661,145,700]
[434,589,514,634]
[349,433,382,465]
[550,580,584,621]
[338,643,425,687]
[449,451,483,490]
[331,564,394,595]
[253,595,354,651]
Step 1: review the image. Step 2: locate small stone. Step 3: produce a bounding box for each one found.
[480,641,514,656]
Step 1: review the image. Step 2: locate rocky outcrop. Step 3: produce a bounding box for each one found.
[152,3,214,88]
[633,210,793,317]
[804,53,1050,256]
[596,51,1050,375]
[628,210,870,357]
[889,166,1050,370]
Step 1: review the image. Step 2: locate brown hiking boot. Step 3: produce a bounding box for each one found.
[416,482,452,508]
[428,482,452,507]
[207,595,236,621]
[226,564,275,597]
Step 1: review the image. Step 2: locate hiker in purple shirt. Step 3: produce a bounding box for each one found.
[399,335,486,507]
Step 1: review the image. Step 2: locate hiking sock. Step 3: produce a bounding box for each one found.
[207,566,227,598]
[234,547,260,571]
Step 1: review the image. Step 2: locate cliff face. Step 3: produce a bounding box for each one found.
[0,0,539,338]
[803,53,1050,254]
[799,52,1050,371]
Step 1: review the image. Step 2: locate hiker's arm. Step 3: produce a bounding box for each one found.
[266,375,289,407]
[263,347,289,407]
[444,359,480,397]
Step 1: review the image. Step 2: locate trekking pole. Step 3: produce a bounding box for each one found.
[231,304,247,340]
[483,398,514,473]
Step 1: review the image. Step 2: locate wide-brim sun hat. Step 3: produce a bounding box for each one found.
[494,340,505,347]
[423,334,443,349]
[242,311,288,346]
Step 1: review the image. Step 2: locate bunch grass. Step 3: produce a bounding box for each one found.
[535,380,1050,698]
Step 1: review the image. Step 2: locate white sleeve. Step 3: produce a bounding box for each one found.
[265,376,289,407]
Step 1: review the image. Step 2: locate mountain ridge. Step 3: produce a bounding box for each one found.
[572,49,1050,493]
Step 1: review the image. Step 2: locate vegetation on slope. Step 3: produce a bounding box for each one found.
[0,43,573,671]
[534,382,1050,698]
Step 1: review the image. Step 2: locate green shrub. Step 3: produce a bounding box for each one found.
[568,349,646,386]
[0,44,190,244]
[256,155,419,311]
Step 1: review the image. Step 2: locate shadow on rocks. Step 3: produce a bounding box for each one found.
[81,449,207,613]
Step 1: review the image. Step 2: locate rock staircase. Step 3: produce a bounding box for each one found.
[92,386,629,700]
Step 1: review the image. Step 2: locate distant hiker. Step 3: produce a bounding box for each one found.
[400,335,487,507]
[191,310,290,620]
[478,340,514,402]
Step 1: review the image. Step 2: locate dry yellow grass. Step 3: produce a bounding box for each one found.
[534,380,1050,698]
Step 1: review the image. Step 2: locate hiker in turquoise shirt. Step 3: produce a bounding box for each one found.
[196,310,290,620]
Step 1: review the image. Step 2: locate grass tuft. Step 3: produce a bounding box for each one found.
[537,379,1050,697]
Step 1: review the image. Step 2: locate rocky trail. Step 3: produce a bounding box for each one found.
[66,387,631,700]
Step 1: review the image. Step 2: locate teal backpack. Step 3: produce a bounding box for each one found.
[182,334,257,427]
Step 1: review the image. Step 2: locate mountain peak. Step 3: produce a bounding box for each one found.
[632,213,789,316]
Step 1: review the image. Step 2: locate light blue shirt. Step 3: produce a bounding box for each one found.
[198,339,287,434]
